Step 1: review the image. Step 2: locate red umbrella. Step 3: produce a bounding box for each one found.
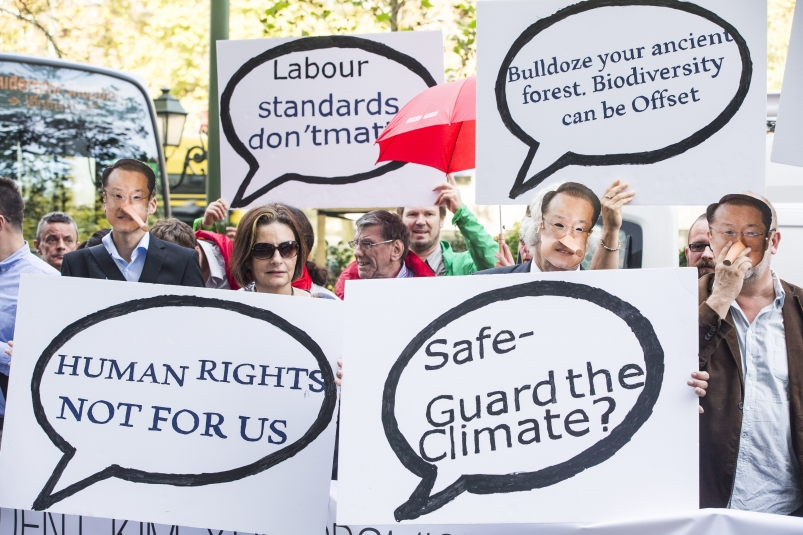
[375,76,475,174]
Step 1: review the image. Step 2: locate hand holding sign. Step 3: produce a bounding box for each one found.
[477,0,765,206]
[217,33,444,209]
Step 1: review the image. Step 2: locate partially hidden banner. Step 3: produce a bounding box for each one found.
[476,0,766,206]
[0,276,340,535]
[771,0,803,167]
[337,268,699,525]
[217,32,445,210]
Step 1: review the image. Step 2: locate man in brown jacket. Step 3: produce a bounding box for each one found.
[698,192,803,515]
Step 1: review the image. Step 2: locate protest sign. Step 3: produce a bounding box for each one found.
[337,268,698,525]
[772,1,803,167]
[475,0,766,206]
[217,32,444,209]
[0,276,340,535]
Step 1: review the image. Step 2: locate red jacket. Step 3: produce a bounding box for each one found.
[334,253,435,299]
[195,230,240,290]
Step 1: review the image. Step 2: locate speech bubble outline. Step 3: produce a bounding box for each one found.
[30,295,337,511]
[382,281,664,521]
[495,0,753,200]
[220,35,438,209]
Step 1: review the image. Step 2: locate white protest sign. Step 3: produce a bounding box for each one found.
[4,505,803,535]
[336,268,699,525]
[476,0,766,206]
[772,1,803,167]
[217,32,445,209]
[0,276,340,534]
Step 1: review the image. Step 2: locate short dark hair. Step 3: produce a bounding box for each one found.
[0,177,24,232]
[541,182,601,228]
[687,213,708,245]
[396,206,447,220]
[36,212,78,240]
[230,204,309,287]
[706,194,773,231]
[101,159,156,195]
[151,218,198,249]
[355,210,410,264]
[78,228,111,249]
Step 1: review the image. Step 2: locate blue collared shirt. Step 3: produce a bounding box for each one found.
[102,231,150,282]
[0,242,59,416]
[728,271,802,514]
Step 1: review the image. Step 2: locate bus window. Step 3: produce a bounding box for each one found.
[0,56,166,241]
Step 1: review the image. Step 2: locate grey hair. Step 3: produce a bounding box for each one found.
[522,183,563,246]
[354,210,410,264]
[36,212,78,240]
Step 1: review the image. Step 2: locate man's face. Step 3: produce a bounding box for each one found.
[537,193,593,270]
[35,222,78,270]
[685,219,715,277]
[402,207,443,254]
[353,225,403,279]
[708,203,779,281]
[103,169,156,233]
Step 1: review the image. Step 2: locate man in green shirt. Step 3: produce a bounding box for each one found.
[397,175,498,276]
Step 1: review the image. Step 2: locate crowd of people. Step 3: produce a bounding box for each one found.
[0,157,801,516]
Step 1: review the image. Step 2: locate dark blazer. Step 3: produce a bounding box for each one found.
[698,273,803,508]
[474,260,584,275]
[62,234,204,287]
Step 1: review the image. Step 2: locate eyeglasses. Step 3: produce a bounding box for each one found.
[103,190,150,206]
[251,241,299,259]
[687,243,712,253]
[540,220,591,240]
[709,227,776,246]
[347,239,394,250]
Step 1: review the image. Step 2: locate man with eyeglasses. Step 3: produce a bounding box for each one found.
[685,214,716,277]
[476,182,625,274]
[698,193,803,516]
[0,177,59,441]
[334,210,435,299]
[61,159,203,287]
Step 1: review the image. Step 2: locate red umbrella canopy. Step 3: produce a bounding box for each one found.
[375,76,475,174]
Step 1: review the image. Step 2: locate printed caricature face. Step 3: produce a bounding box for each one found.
[685,219,715,278]
[35,222,78,270]
[402,207,443,255]
[537,193,593,271]
[353,224,402,279]
[103,169,156,234]
[250,222,298,294]
[708,203,778,281]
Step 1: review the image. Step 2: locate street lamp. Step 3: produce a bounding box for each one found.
[153,87,188,148]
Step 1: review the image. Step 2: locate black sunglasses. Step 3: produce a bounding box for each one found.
[688,243,712,253]
[252,241,299,260]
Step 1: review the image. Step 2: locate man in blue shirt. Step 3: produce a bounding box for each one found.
[61,159,203,286]
[0,177,59,435]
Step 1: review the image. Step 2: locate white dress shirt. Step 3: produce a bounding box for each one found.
[530,258,581,272]
[728,271,802,514]
[102,231,149,282]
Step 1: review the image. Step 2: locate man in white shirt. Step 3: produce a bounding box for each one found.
[61,159,203,287]
[698,192,803,515]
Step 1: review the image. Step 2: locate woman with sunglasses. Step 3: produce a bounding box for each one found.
[230,204,311,297]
